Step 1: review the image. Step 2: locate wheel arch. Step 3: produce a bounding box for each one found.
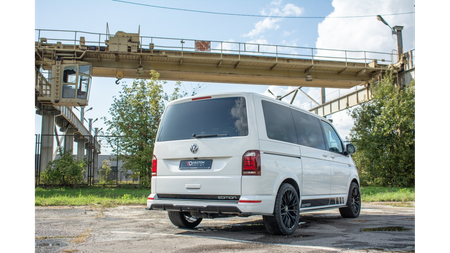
[346,175,360,191]
[280,178,300,198]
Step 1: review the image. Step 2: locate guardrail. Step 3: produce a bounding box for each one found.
[56,106,101,153]
[36,29,397,66]
[309,86,372,117]
[36,68,51,98]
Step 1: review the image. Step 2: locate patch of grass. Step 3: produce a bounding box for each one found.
[35,186,150,206]
[35,236,73,240]
[35,186,414,206]
[360,187,415,202]
[71,228,92,244]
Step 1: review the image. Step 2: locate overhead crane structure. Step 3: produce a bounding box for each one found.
[35,28,410,179]
[35,29,397,88]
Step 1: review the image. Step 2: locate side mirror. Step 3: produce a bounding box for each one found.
[346,143,356,155]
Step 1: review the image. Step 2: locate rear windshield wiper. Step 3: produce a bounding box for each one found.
[192,133,229,138]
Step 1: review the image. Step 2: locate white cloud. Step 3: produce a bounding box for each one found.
[246,2,304,38]
[282,3,303,16]
[315,0,415,61]
[244,18,280,38]
[270,0,282,6]
[282,30,296,36]
[261,3,304,17]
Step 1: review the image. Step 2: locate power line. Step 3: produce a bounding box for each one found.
[112,0,414,19]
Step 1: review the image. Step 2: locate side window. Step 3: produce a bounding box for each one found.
[62,66,77,83]
[320,121,344,154]
[262,100,298,144]
[291,110,326,150]
[62,66,77,98]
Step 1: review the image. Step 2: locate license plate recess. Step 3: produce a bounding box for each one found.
[179,160,213,170]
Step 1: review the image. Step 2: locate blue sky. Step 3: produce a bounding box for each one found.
[34,0,416,153]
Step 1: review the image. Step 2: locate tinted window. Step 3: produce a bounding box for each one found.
[262,100,297,144]
[79,65,91,75]
[77,76,89,99]
[320,121,344,154]
[157,97,248,142]
[62,84,76,98]
[291,110,326,150]
[63,66,77,83]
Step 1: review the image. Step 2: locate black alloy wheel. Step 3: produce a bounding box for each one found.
[280,189,299,229]
[263,183,300,235]
[339,182,361,218]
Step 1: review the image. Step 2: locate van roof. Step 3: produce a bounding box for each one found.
[167,92,328,122]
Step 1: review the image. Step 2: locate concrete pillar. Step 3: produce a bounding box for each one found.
[75,138,86,160]
[36,107,57,173]
[64,127,76,154]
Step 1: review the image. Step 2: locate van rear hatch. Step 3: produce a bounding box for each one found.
[153,95,255,199]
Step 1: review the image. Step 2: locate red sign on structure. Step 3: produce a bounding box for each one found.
[195,41,211,52]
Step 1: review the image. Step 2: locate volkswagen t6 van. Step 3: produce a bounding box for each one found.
[147,92,360,235]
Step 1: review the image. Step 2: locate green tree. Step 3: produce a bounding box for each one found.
[350,73,415,187]
[99,159,112,183]
[103,71,188,186]
[41,149,86,186]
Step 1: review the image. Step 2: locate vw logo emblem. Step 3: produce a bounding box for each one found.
[190,144,199,154]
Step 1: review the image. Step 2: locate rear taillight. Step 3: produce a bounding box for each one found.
[152,155,157,176]
[242,150,261,176]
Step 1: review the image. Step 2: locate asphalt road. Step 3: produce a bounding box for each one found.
[35,203,415,252]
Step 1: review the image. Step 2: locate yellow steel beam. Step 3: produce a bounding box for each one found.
[36,44,388,88]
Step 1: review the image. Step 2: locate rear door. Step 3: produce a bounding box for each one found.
[153,95,258,198]
[291,110,331,198]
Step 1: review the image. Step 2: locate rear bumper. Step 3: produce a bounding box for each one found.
[147,194,275,215]
[149,203,242,214]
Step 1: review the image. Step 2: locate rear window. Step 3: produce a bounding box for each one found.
[157,97,248,142]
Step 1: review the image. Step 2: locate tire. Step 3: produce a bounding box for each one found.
[168,211,203,228]
[263,183,300,235]
[339,182,361,218]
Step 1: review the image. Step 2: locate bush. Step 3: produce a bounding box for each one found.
[40,150,86,186]
[98,159,113,184]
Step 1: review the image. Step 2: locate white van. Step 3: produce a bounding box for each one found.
[147,92,360,235]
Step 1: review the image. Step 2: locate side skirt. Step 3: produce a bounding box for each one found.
[299,197,347,212]
[300,204,347,213]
